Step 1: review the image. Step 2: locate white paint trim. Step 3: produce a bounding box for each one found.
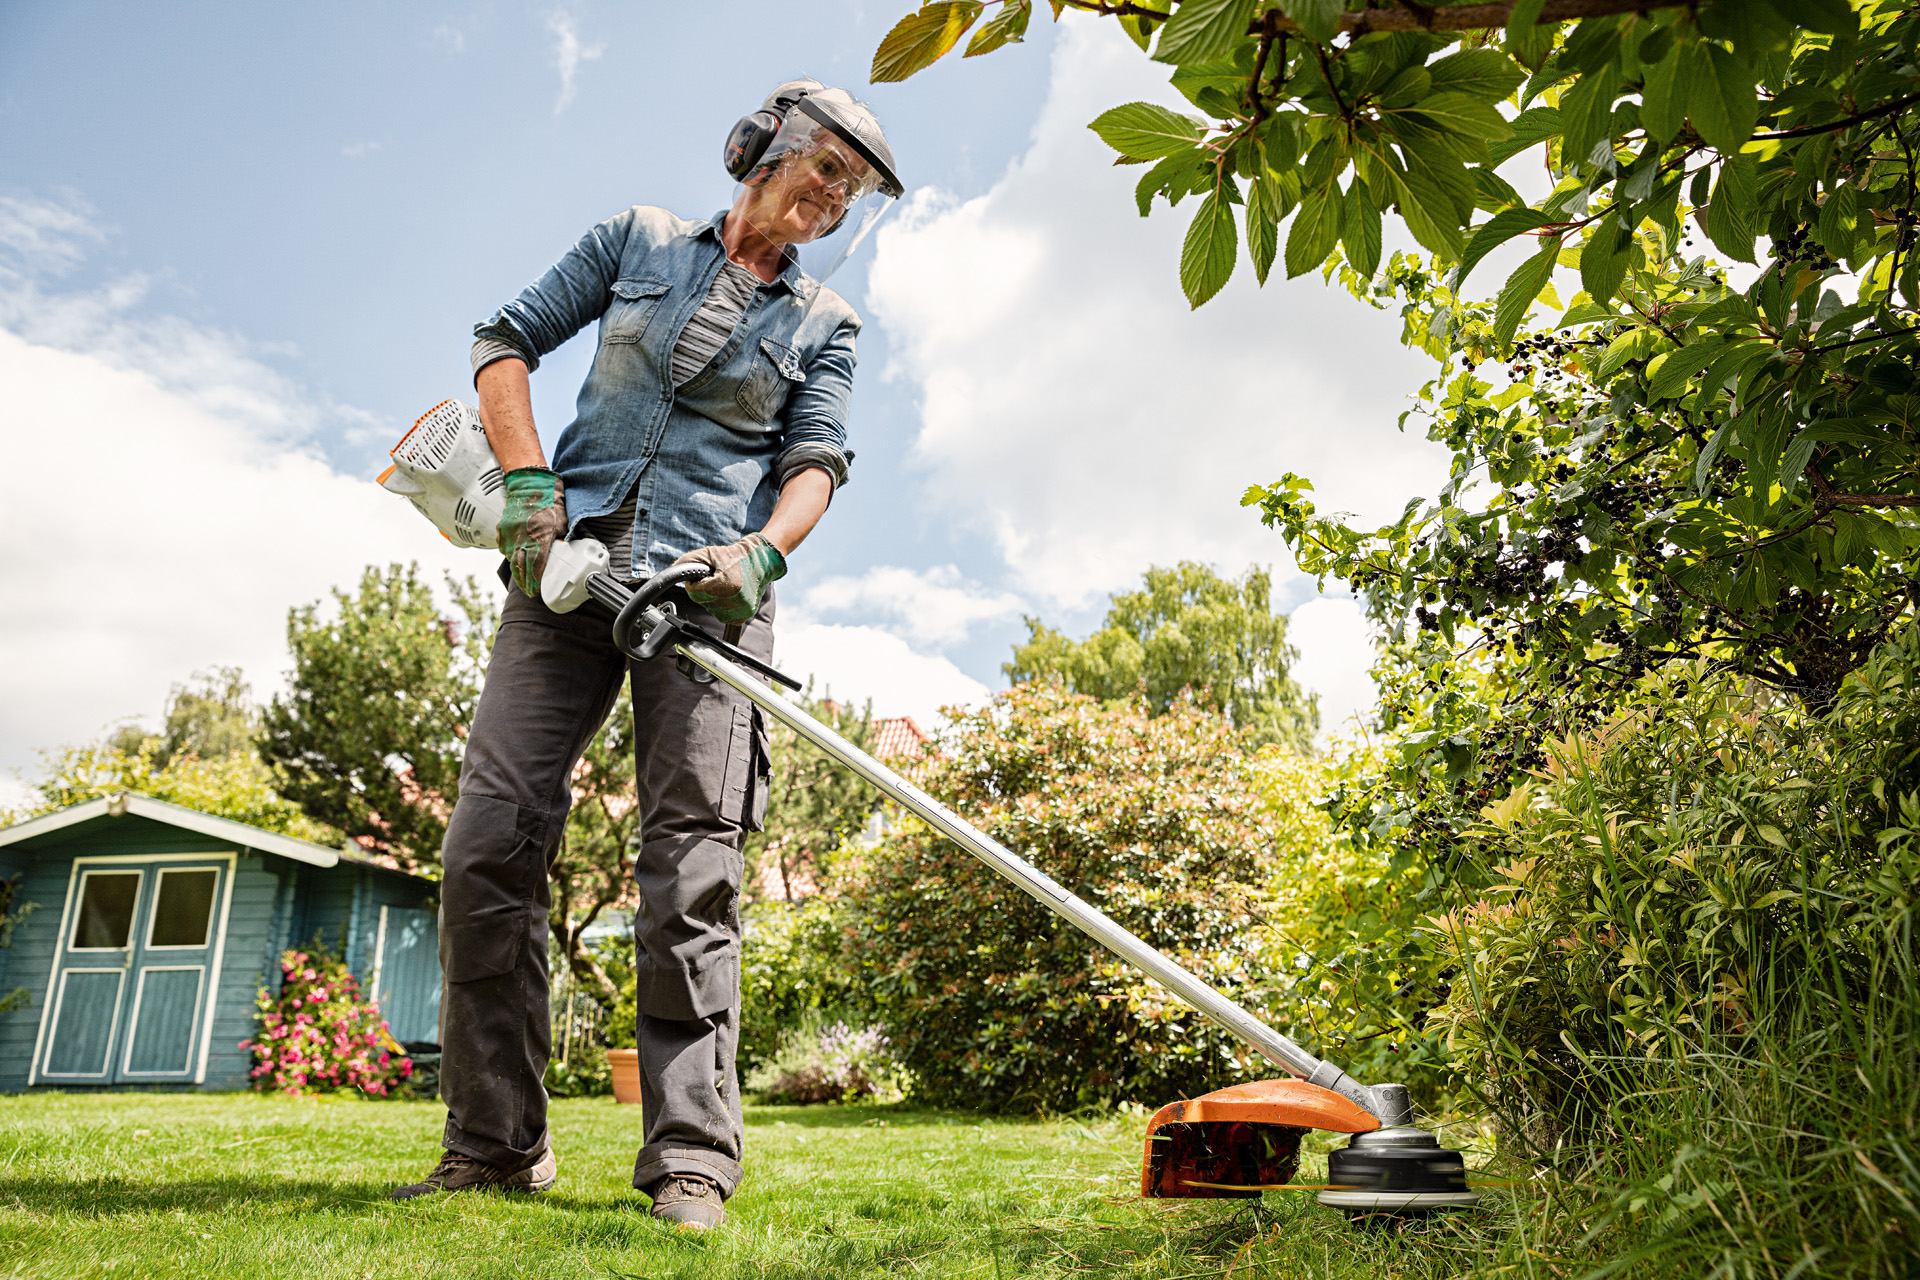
[26,857,85,1086]
[143,867,220,950]
[195,852,240,1085]
[39,967,128,1079]
[29,853,237,1087]
[121,965,207,1077]
[63,867,144,952]
[371,905,391,1008]
[0,795,340,867]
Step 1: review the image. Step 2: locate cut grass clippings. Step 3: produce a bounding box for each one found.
[0,1092,1525,1278]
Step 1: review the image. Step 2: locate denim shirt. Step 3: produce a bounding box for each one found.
[472,206,859,579]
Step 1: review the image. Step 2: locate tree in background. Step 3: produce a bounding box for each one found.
[1006,562,1318,750]
[107,665,257,767]
[259,564,493,870]
[744,689,883,902]
[8,665,336,845]
[878,0,1919,863]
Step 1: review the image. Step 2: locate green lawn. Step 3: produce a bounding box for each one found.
[0,1092,1518,1278]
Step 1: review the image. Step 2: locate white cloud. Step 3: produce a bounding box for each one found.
[548,12,603,116]
[0,193,101,275]
[341,141,381,159]
[864,22,1453,615]
[772,623,991,729]
[1285,595,1381,743]
[0,199,484,785]
[432,23,465,54]
[796,564,1024,648]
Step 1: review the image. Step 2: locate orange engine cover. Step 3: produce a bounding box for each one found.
[1140,1078,1379,1198]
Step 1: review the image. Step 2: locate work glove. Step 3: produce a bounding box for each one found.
[672,532,787,624]
[498,467,568,598]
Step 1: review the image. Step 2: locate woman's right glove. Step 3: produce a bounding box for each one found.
[498,467,568,597]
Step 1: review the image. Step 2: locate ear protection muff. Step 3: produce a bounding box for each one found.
[723,109,786,183]
[723,79,823,184]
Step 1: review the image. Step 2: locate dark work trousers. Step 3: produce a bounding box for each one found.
[437,576,772,1198]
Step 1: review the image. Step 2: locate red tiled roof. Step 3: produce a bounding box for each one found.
[871,716,929,761]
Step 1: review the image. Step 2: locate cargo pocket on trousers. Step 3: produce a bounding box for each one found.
[720,702,762,829]
[440,917,522,984]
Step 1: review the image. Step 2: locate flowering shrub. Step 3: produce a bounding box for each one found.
[746,1013,904,1104]
[242,946,412,1097]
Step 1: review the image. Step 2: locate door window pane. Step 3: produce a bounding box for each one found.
[149,870,217,947]
[71,872,140,949]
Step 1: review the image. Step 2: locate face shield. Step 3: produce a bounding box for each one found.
[735,89,901,284]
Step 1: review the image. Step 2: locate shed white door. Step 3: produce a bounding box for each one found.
[34,855,233,1085]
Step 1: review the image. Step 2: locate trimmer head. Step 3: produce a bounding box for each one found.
[1140,1078,1479,1216]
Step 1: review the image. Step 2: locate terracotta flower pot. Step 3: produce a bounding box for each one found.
[607,1048,642,1105]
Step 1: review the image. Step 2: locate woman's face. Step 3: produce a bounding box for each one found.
[738,137,872,246]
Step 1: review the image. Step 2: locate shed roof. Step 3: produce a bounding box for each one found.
[0,792,413,875]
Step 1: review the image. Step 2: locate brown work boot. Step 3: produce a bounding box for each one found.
[388,1147,558,1200]
[647,1173,726,1230]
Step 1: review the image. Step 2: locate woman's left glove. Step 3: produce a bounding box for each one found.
[671,532,787,623]
[498,467,568,597]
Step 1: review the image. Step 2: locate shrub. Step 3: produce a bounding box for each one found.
[242,945,412,1097]
[839,683,1318,1111]
[1421,630,1920,1276]
[740,898,858,1077]
[1245,748,1454,1104]
[745,1012,904,1104]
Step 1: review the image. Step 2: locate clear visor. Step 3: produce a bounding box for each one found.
[737,116,895,281]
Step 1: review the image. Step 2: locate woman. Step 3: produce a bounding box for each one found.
[388,80,900,1232]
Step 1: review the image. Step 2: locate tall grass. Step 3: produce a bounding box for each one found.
[1427,630,1920,1278]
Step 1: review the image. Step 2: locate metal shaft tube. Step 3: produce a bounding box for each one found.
[665,626,1380,1117]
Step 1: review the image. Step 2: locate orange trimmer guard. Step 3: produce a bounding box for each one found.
[1140,1078,1379,1198]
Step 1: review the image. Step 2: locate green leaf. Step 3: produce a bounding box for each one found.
[1405,92,1515,141]
[1154,0,1257,65]
[1473,167,1526,212]
[1089,102,1205,160]
[1640,47,1685,143]
[1285,183,1344,279]
[1762,0,1856,35]
[1134,149,1206,215]
[1282,0,1344,45]
[1342,182,1383,278]
[1390,162,1466,259]
[1397,130,1477,222]
[1494,236,1563,346]
[1648,337,1728,400]
[965,0,1032,56]
[1379,66,1434,110]
[1488,106,1562,167]
[1181,188,1240,307]
[1247,176,1279,285]
[1705,153,1759,264]
[1598,326,1665,379]
[1426,49,1527,102]
[1817,185,1857,258]
[1558,68,1619,169]
[1118,15,1153,49]
[1580,217,1637,305]
[1688,44,1760,153]
[1455,206,1553,288]
[1504,0,1554,70]
[872,2,985,82]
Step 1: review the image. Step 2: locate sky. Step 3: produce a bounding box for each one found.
[0,1,1455,798]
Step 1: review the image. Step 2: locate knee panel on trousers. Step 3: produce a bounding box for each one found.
[632,834,743,1021]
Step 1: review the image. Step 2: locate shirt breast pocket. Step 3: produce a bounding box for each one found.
[736,337,807,424]
[604,277,671,345]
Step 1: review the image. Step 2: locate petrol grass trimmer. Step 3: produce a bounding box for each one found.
[384,401,1480,1218]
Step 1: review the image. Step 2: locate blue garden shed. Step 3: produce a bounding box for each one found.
[0,793,443,1091]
